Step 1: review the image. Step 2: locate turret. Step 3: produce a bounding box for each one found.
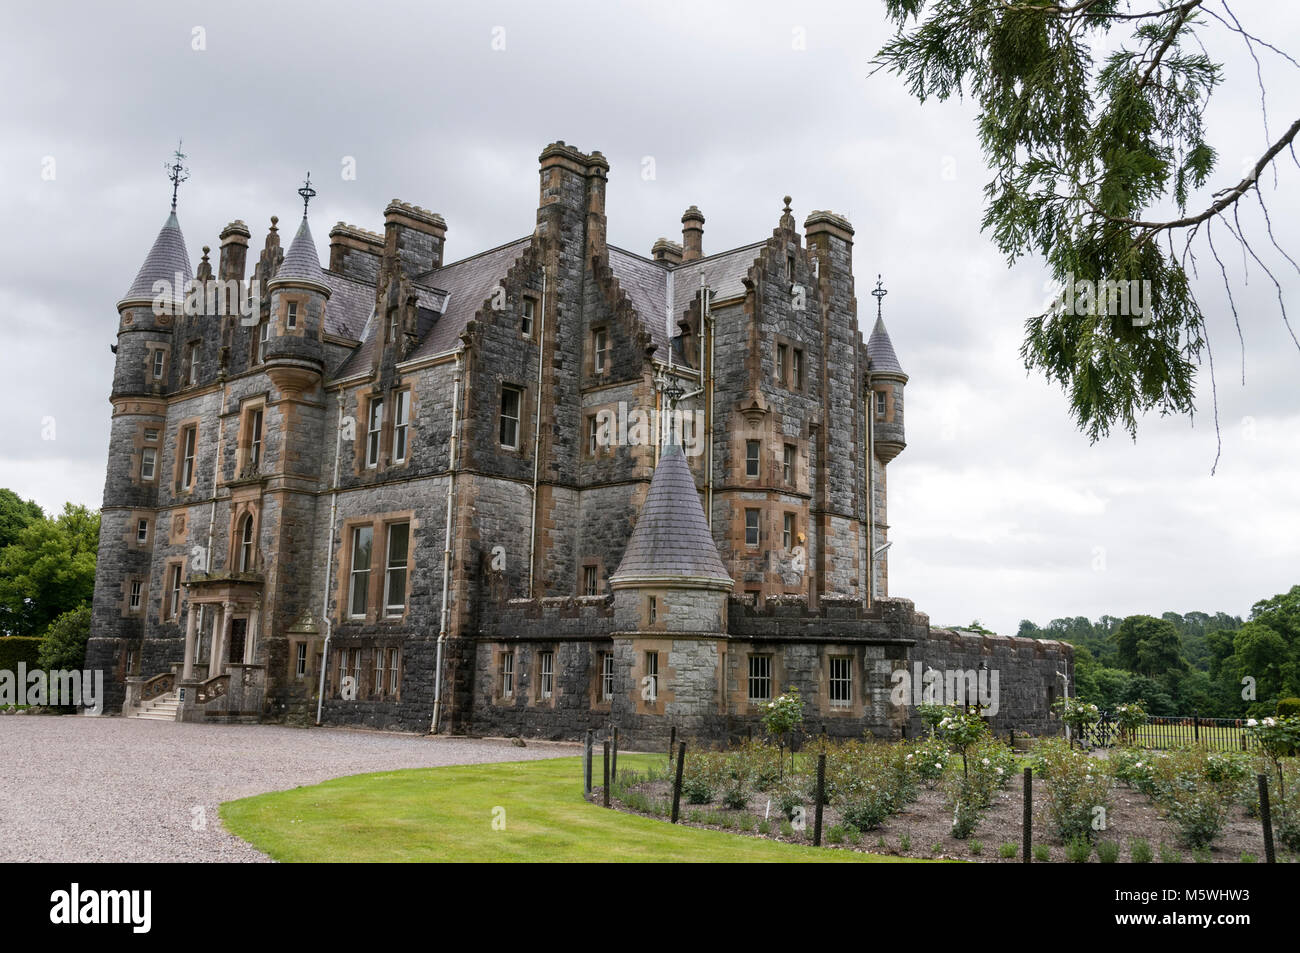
[91,182,194,711]
[263,205,330,392]
[865,275,907,462]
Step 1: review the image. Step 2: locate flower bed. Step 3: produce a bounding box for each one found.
[601,713,1297,863]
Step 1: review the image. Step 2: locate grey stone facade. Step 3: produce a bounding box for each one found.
[89,141,1070,744]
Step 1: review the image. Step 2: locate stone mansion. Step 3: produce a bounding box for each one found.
[88,141,1071,742]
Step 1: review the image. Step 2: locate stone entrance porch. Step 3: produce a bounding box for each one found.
[124,571,268,722]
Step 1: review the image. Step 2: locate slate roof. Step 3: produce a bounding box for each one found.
[406,237,534,362]
[273,216,327,288]
[607,242,763,362]
[611,443,731,584]
[866,315,905,376]
[122,210,193,302]
[607,246,669,354]
[671,242,763,315]
[321,271,376,340]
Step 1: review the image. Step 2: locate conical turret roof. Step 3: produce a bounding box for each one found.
[611,443,731,585]
[866,315,905,376]
[121,210,192,304]
[271,215,328,291]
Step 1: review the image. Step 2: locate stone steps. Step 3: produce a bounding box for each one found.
[132,692,180,722]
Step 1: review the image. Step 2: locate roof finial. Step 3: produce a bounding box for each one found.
[297,172,316,217]
[165,140,189,211]
[872,274,888,320]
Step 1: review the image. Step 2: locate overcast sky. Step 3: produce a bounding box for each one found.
[2,1,1297,635]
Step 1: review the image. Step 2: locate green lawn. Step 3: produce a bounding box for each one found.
[220,754,919,862]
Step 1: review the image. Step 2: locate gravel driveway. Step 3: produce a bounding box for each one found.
[0,715,579,862]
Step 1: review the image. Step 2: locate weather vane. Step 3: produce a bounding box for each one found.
[165,140,189,211]
[297,172,316,216]
[871,274,888,320]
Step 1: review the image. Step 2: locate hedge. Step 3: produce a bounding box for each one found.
[0,636,43,673]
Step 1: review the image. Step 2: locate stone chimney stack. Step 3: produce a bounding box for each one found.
[329,222,385,284]
[681,206,704,262]
[218,220,250,283]
[383,200,447,278]
[651,238,683,265]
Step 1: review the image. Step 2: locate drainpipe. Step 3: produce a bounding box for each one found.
[432,349,464,734]
[527,269,547,598]
[315,402,344,725]
[866,386,875,607]
[198,379,230,671]
[703,274,714,531]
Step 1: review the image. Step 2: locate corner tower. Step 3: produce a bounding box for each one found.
[89,179,194,709]
[609,439,732,736]
[865,275,907,600]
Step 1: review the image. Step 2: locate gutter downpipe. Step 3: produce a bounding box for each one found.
[866,384,875,607]
[315,402,344,725]
[703,272,714,531]
[527,269,548,598]
[432,348,464,733]
[198,374,229,673]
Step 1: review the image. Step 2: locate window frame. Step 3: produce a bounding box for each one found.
[168,564,182,620]
[237,514,255,572]
[875,389,887,418]
[745,439,760,479]
[645,651,659,703]
[829,656,853,708]
[129,580,143,612]
[538,650,554,700]
[500,650,515,699]
[141,447,157,482]
[744,508,760,548]
[383,522,410,617]
[295,643,307,678]
[499,385,523,450]
[348,525,374,618]
[136,518,149,544]
[286,301,298,330]
[180,425,197,489]
[783,443,795,484]
[258,321,270,363]
[187,344,200,386]
[521,297,535,338]
[366,398,384,469]
[248,407,264,472]
[152,349,165,380]
[783,512,795,551]
[747,655,772,704]
[600,652,615,702]
[392,390,410,464]
[592,327,609,375]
